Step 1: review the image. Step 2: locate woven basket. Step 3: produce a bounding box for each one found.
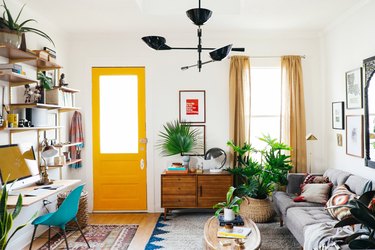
[240,196,275,223]
[57,190,88,230]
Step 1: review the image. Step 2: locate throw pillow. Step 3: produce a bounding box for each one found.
[303,174,330,184]
[293,183,333,204]
[326,184,356,221]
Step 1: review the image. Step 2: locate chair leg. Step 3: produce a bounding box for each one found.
[48,226,51,250]
[74,220,90,248]
[29,225,38,250]
[62,228,69,250]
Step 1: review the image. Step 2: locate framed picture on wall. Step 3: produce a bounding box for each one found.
[332,102,344,129]
[346,115,363,158]
[346,68,363,109]
[181,125,206,156]
[179,90,206,123]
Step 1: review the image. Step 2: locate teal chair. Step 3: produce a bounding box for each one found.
[29,184,90,250]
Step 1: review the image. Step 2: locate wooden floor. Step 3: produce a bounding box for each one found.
[26,213,160,250]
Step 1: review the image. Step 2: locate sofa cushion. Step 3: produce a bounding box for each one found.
[303,174,330,184]
[326,184,357,220]
[323,169,351,186]
[273,191,322,216]
[344,175,371,195]
[294,183,332,204]
[284,207,336,245]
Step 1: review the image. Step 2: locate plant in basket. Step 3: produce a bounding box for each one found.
[226,135,292,222]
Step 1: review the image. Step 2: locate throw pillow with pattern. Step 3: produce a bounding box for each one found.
[326,184,357,221]
[303,174,330,184]
[293,183,333,204]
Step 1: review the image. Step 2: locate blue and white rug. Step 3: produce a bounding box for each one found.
[145,212,300,250]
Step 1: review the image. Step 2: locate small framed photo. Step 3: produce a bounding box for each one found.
[181,125,205,156]
[346,115,363,158]
[179,90,206,123]
[346,68,363,109]
[332,102,344,129]
[337,133,343,147]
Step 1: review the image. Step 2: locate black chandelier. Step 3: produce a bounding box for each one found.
[142,0,245,72]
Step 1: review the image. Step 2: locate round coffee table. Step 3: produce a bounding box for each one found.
[203,216,261,250]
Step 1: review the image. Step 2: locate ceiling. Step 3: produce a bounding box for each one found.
[18,0,364,35]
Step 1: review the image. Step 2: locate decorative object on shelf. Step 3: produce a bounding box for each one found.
[7,113,18,128]
[0,180,31,250]
[0,0,55,48]
[69,111,84,168]
[204,147,227,173]
[306,133,318,173]
[337,133,343,147]
[141,0,244,71]
[179,90,206,123]
[32,86,41,103]
[213,186,243,222]
[332,101,344,129]
[37,72,53,90]
[59,73,68,87]
[24,84,33,103]
[346,115,364,158]
[364,56,375,168]
[227,135,292,222]
[158,120,202,167]
[37,139,58,185]
[346,67,363,109]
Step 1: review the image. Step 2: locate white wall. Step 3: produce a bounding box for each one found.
[322,0,375,180]
[65,32,322,212]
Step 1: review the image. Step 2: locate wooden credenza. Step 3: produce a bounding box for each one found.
[161,171,233,220]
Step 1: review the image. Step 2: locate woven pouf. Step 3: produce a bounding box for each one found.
[57,190,89,230]
[240,196,275,223]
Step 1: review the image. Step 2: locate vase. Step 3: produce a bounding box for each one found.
[181,155,190,167]
[0,29,21,48]
[223,208,235,221]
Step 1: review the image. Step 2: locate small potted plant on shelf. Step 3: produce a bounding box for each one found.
[0,0,55,48]
[158,120,202,167]
[213,186,243,221]
[226,135,292,222]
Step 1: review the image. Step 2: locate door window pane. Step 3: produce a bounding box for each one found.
[100,75,138,154]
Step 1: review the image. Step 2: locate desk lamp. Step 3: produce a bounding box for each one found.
[204,148,227,173]
[37,144,58,185]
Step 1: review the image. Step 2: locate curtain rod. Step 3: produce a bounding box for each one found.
[228,55,306,59]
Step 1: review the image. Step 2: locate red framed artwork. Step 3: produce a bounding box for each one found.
[179,90,206,123]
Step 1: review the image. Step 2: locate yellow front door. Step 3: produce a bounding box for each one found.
[92,67,147,211]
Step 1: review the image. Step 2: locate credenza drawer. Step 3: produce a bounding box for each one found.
[162,176,195,183]
[162,184,196,195]
[162,195,196,207]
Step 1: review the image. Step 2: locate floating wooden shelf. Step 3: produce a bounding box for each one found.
[9,103,61,110]
[7,126,62,132]
[54,142,83,148]
[0,71,38,86]
[0,45,36,63]
[59,87,80,93]
[59,107,81,112]
[48,159,82,168]
[24,57,62,71]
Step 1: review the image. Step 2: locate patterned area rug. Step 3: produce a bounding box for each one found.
[146,212,300,250]
[38,224,138,250]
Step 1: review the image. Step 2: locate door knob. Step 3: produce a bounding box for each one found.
[140,159,145,170]
[139,138,148,144]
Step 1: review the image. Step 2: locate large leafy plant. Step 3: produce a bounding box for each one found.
[334,191,375,249]
[0,182,30,250]
[227,135,292,199]
[0,0,54,46]
[158,120,201,156]
[213,186,243,217]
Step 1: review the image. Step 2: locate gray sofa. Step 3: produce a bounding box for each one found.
[273,168,372,247]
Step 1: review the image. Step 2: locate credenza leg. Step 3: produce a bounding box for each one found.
[163,208,167,221]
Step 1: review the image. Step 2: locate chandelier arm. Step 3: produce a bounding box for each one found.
[181,59,214,71]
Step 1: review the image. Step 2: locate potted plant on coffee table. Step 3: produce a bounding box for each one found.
[227,135,292,222]
[0,0,55,48]
[213,186,243,221]
[158,120,202,168]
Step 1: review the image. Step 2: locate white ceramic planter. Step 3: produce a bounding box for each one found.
[223,208,235,221]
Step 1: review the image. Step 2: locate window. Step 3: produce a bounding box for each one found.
[248,65,281,150]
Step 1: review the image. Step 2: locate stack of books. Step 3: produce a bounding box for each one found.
[165,163,188,174]
[217,226,251,239]
[218,215,245,226]
[0,64,22,74]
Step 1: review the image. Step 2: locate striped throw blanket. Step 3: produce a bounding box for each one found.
[69,111,84,168]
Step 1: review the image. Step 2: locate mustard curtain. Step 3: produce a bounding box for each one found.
[281,56,307,173]
[229,56,251,167]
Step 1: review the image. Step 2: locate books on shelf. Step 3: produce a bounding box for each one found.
[165,162,188,174]
[217,226,252,239]
[0,64,22,74]
[218,215,245,226]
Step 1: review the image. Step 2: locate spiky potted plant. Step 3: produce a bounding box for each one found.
[213,186,243,221]
[158,120,202,167]
[0,0,54,48]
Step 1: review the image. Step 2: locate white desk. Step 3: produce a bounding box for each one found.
[7,179,81,208]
